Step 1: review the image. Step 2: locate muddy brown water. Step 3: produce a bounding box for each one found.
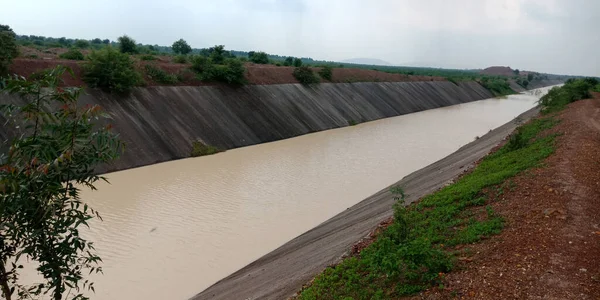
[18,88,553,299]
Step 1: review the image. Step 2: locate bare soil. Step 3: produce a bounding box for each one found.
[9,46,444,87]
[409,97,600,299]
[480,66,516,77]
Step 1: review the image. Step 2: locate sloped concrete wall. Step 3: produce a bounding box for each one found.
[1,81,495,172]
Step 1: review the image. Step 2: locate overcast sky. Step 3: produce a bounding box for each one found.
[1,0,598,76]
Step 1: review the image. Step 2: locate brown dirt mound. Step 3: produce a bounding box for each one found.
[9,46,444,87]
[409,97,600,299]
[480,66,515,77]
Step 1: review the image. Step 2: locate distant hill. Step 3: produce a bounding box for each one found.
[480,66,516,76]
[341,58,393,66]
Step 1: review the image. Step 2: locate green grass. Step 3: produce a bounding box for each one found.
[190,141,221,157]
[298,116,558,300]
[144,64,178,84]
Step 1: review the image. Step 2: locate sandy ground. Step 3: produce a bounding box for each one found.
[190,107,541,300]
[408,97,600,299]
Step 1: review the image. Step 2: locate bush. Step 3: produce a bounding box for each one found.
[539,78,597,112]
[0,24,18,76]
[59,48,84,60]
[74,39,90,49]
[318,66,333,81]
[284,56,294,66]
[82,47,142,93]
[190,56,246,85]
[140,54,157,61]
[118,35,137,54]
[293,57,302,67]
[212,58,246,85]
[173,55,188,64]
[249,51,269,64]
[172,38,192,55]
[191,141,221,157]
[144,64,178,84]
[209,45,228,64]
[480,77,514,96]
[293,66,320,85]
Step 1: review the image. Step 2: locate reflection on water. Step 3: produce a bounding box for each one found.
[19,87,552,300]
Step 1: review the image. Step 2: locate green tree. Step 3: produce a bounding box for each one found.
[83,47,142,93]
[209,45,228,64]
[0,66,122,300]
[172,39,192,55]
[293,58,302,67]
[74,39,90,49]
[102,39,110,44]
[91,38,102,44]
[190,56,246,85]
[0,24,19,76]
[117,35,137,54]
[527,73,534,82]
[284,57,294,66]
[58,37,69,46]
[293,66,320,85]
[249,51,269,64]
[318,65,333,81]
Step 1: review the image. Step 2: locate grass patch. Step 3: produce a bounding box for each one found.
[480,77,514,96]
[191,141,222,157]
[144,64,178,84]
[298,116,558,299]
[140,54,157,61]
[59,48,84,60]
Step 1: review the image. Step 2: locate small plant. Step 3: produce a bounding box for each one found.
[348,119,358,126]
[191,141,221,157]
[59,48,84,60]
[173,54,188,64]
[82,46,142,93]
[505,130,527,151]
[144,64,178,84]
[318,65,333,81]
[293,66,320,85]
[140,54,156,61]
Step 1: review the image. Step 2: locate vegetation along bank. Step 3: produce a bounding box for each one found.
[295,78,600,299]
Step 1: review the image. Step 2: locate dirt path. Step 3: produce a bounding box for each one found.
[191,108,540,300]
[411,98,600,299]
